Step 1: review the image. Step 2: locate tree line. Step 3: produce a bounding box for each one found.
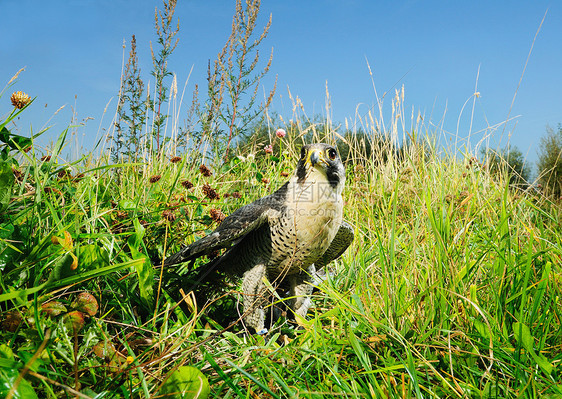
[481,124,562,197]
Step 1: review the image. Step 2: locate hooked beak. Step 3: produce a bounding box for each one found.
[307,149,326,167]
[310,150,320,166]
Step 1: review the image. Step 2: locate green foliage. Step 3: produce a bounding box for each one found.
[537,124,562,198]
[159,366,210,399]
[3,91,561,396]
[0,159,14,212]
[2,8,562,397]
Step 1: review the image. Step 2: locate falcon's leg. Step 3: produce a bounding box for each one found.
[241,263,268,333]
[288,265,315,321]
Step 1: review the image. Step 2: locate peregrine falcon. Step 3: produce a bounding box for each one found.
[164,143,353,334]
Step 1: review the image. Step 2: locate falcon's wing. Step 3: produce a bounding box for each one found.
[163,183,287,267]
[315,220,354,269]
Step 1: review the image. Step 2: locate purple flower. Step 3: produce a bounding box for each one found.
[264,144,273,154]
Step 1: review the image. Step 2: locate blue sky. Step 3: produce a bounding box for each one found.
[2,1,560,169]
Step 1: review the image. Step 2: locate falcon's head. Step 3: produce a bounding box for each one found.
[295,143,346,191]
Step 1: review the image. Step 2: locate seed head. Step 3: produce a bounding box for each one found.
[1,310,23,332]
[149,174,162,184]
[181,180,194,189]
[116,210,128,219]
[458,191,469,201]
[209,208,226,223]
[199,164,212,177]
[170,156,182,164]
[12,167,24,181]
[161,209,176,222]
[73,173,85,182]
[11,91,31,109]
[264,145,273,154]
[230,191,242,199]
[173,193,185,203]
[44,187,63,196]
[280,171,289,177]
[202,184,220,200]
[261,177,270,184]
[58,169,70,179]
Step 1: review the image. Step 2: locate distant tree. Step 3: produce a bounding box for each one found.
[537,124,562,198]
[234,114,427,167]
[481,145,531,188]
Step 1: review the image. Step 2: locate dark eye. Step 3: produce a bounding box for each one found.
[300,147,306,160]
[327,148,337,160]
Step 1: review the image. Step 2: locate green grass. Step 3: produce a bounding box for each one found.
[1,91,562,399]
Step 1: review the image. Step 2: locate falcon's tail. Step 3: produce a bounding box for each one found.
[162,257,234,304]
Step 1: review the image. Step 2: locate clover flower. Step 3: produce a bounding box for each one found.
[199,164,212,177]
[11,91,31,109]
[149,175,162,184]
[275,128,286,138]
[161,210,176,222]
[209,208,226,223]
[181,180,194,189]
[202,184,220,200]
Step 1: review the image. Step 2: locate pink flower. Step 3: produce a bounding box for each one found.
[275,128,286,138]
[264,144,273,154]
